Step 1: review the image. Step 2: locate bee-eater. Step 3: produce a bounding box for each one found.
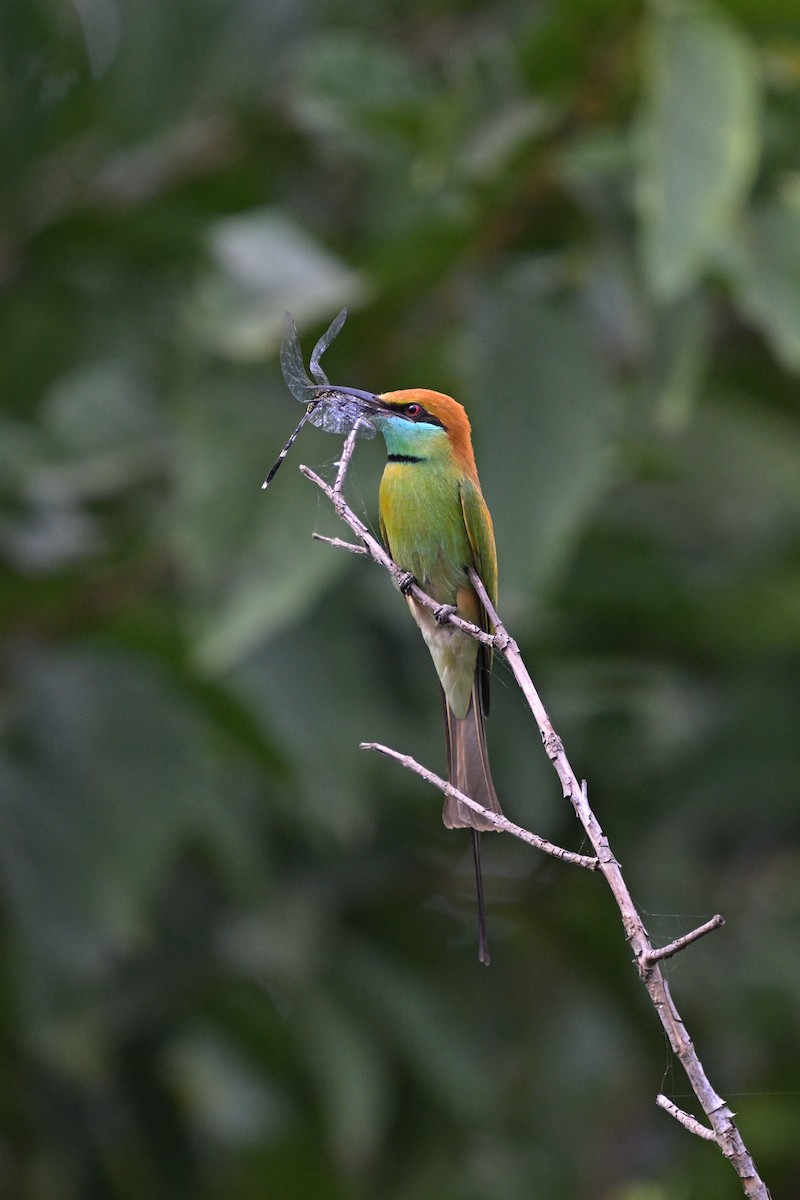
[359,388,503,965]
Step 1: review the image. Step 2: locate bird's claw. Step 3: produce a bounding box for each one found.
[434,603,456,624]
[397,571,416,595]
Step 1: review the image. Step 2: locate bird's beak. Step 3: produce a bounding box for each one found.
[323,385,382,406]
[321,385,397,416]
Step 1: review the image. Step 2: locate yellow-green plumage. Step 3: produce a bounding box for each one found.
[373,389,502,964]
[381,467,482,714]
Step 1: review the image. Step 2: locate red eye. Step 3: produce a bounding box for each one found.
[405,403,421,417]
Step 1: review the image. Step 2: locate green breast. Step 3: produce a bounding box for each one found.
[379,460,472,604]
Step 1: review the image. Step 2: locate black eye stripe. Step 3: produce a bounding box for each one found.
[385,402,445,428]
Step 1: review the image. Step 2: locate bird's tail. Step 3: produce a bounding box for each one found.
[442,684,503,965]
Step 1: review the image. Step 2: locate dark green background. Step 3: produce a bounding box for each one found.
[2,1,799,1196]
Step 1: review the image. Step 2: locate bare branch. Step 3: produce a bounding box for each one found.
[311,533,368,556]
[333,416,365,494]
[645,915,726,964]
[302,453,773,1200]
[657,1095,717,1141]
[360,741,598,870]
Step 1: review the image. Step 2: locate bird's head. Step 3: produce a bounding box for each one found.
[329,386,477,476]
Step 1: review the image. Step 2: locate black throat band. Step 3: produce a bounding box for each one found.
[387,453,425,464]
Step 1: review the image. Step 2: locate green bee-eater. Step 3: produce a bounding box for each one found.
[268,314,502,961]
[359,388,503,965]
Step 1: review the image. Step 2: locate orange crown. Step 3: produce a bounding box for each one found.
[378,389,478,479]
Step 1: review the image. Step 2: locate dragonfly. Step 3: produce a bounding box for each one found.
[262,308,380,488]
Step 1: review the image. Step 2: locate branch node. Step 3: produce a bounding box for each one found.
[656,1094,717,1141]
[543,729,563,759]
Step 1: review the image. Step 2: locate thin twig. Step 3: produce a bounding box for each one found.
[360,741,598,870]
[301,452,772,1200]
[644,915,726,964]
[333,417,365,494]
[311,533,368,556]
[657,1095,717,1141]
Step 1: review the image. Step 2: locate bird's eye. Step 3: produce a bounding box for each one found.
[405,403,422,417]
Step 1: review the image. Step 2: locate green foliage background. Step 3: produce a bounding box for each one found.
[2,0,799,1196]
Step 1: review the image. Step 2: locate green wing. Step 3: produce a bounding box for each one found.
[459,479,498,614]
[460,479,498,715]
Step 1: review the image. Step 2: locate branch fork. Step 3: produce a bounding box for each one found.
[297,451,771,1200]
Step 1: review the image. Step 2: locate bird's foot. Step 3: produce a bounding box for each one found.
[434,603,457,624]
[397,571,416,595]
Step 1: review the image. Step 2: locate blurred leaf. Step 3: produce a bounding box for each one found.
[719,182,800,371]
[188,209,366,361]
[164,1027,291,1146]
[27,360,168,504]
[1,363,166,570]
[581,246,649,376]
[171,371,350,671]
[470,260,621,606]
[612,1186,670,1200]
[0,646,254,1021]
[460,100,554,182]
[231,571,414,840]
[653,397,800,567]
[299,992,390,1172]
[73,0,121,81]
[0,495,101,571]
[636,2,760,301]
[348,946,488,1116]
[291,31,433,143]
[41,361,162,452]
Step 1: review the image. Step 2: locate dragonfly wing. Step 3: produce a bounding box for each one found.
[309,308,348,384]
[280,313,316,403]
